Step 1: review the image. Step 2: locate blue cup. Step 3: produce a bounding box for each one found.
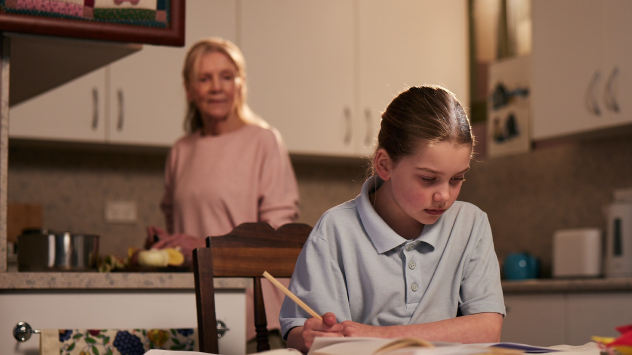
[503,252,539,280]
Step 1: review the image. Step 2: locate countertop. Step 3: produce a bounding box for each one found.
[0,272,250,290]
[501,277,632,293]
[1,271,632,292]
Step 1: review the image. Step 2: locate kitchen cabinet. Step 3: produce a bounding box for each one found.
[531,0,632,141]
[502,294,566,346]
[566,292,632,345]
[241,0,468,157]
[0,289,246,355]
[9,0,237,147]
[240,0,355,156]
[503,291,632,346]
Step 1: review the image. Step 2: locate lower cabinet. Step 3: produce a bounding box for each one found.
[0,289,245,355]
[502,294,566,346]
[503,292,632,346]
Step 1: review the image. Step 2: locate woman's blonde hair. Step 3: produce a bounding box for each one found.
[182,37,264,133]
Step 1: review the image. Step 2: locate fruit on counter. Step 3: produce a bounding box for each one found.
[137,249,169,267]
[164,247,185,266]
[98,254,127,272]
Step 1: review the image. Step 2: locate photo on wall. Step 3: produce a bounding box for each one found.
[486,55,531,158]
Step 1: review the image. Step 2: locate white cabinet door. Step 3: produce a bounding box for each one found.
[502,294,566,347]
[9,69,107,142]
[531,0,605,140]
[240,0,355,157]
[0,290,246,355]
[566,292,632,346]
[108,0,237,147]
[358,0,469,156]
[602,0,632,128]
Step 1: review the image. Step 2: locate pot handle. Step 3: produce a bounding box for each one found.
[13,322,40,342]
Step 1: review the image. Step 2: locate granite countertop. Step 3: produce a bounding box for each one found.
[0,272,250,290]
[501,277,632,293]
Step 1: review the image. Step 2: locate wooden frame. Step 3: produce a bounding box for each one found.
[0,0,185,47]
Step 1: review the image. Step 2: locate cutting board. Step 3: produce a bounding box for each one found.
[7,203,42,242]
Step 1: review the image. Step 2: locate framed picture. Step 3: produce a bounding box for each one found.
[0,0,184,47]
[486,55,531,158]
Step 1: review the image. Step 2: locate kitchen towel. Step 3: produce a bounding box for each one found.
[41,328,197,355]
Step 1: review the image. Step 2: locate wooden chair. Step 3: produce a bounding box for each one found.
[193,222,312,354]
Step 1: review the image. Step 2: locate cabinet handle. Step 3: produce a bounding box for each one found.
[91,88,99,130]
[364,108,373,147]
[117,89,124,131]
[605,67,620,113]
[343,106,352,145]
[586,71,601,116]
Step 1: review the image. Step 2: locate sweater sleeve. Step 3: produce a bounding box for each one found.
[257,128,300,228]
[160,147,176,234]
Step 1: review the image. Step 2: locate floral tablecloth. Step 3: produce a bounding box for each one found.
[41,328,197,355]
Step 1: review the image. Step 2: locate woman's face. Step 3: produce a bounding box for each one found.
[186,51,241,123]
[378,141,472,226]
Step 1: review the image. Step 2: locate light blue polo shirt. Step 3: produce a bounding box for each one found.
[279,175,506,338]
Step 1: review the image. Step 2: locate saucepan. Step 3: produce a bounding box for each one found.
[17,229,99,271]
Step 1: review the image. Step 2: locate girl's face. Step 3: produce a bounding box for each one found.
[376,141,472,227]
[186,51,241,123]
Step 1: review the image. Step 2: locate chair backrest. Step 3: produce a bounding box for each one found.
[193,222,312,354]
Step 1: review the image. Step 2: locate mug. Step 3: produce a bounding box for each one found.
[503,252,539,280]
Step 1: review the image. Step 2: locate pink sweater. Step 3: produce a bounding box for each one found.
[160,124,300,340]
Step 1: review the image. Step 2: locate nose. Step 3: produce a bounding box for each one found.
[209,76,222,92]
[433,183,450,202]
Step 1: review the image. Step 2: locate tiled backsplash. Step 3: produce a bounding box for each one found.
[8,133,632,276]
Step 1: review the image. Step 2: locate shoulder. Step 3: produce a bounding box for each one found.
[245,124,285,146]
[310,199,361,241]
[168,133,198,157]
[448,201,487,220]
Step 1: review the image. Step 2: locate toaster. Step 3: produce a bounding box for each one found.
[552,228,602,278]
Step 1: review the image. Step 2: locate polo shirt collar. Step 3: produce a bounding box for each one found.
[356,175,441,254]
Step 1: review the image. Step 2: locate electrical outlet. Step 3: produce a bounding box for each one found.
[105,201,137,224]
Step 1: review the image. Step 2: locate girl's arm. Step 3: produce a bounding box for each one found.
[340,312,503,343]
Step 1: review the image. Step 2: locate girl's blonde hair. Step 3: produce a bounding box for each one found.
[182,37,265,133]
[372,85,474,173]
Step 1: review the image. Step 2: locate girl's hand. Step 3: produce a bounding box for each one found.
[341,321,384,338]
[302,312,344,349]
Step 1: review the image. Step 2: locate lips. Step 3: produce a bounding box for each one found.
[424,209,446,215]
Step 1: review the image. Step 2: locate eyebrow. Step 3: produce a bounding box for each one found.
[416,167,470,175]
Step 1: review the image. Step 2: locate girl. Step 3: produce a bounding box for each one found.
[279,86,505,352]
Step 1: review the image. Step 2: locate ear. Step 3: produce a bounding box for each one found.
[373,148,393,181]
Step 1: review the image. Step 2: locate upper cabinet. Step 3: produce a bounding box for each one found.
[242,0,469,157]
[240,1,356,156]
[10,0,236,147]
[531,0,632,141]
[9,1,468,155]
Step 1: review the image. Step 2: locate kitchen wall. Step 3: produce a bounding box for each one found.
[8,130,632,276]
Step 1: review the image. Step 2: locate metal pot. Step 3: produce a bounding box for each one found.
[17,229,99,271]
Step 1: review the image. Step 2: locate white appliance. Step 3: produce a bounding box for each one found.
[552,228,602,278]
[605,201,632,278]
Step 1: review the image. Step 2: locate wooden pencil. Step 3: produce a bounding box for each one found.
[262,271,323,320]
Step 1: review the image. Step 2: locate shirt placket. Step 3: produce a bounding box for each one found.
[403,241,422,305]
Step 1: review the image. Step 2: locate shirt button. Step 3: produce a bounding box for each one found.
[408,261,416,270]
[411,282,419,292]
[405,244,414,251]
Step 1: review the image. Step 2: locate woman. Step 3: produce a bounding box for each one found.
[151,37,300,350]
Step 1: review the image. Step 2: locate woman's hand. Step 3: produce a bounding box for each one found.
[288,312,343,352]
[341,321,384,338]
